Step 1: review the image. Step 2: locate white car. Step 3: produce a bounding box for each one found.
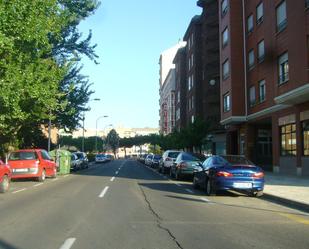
[145,154,154,166]
[158,150,180,174]
[95,154,107,163]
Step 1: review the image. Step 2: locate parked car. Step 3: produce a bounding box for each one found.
[95,154,107,163]
[192,155,264,197]
[158,150,180,174]
[74,152,89,169]
[151,155,162,169]
[0,160,11,193]
[105,154,114,162]
[170,152,206,180]
[8,149,57,182]
[145,154,154,166]
[138,154,148,164]
[71,153,82,171]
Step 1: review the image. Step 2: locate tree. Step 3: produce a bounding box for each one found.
[106,129,120,157]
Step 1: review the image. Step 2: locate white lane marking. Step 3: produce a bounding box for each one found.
[110,176,115,182]
[12,188,27,194]
[63,175,69,178]
[33,183,43,187]
[175,183,182,187]
[200,197,215,204]
[98,186,109,198]
[52,178,58,181]
[115,171,119,175]
[59,238,76,249]
[185,188,194,194]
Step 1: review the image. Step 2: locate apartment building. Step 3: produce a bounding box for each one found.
[173,0,225,154]
[219,0,309,175]
[159,42,186,134]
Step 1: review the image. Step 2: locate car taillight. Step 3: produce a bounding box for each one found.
[216,171,233,177]
[178,162,187,169]
[165,157,172,161]
[252,172,264,178]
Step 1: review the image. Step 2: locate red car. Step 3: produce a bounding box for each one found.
[0,160,11,193]
[8,149,57,181]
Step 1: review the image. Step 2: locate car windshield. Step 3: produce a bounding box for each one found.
[221,155,253,165]
[9,152,37,160]
[154,155,161,159]
[75,153,84,159]
[182,153,204,162]
[168,152,180,158]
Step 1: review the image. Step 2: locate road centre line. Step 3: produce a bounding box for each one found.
[33,183,44,187]
[185,188,194,194]
[12,188,27,194]
[110,176,115,182]
[98,186,109,198]
[59,238,76,249]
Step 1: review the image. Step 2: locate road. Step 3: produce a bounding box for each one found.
[0,159,308,249]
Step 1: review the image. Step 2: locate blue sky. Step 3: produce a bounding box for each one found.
[79,0,201,130]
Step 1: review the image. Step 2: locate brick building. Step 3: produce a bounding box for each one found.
[173,0,226,154]
[219,0,309,175]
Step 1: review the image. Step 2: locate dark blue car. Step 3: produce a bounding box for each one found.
[193,155,264,197]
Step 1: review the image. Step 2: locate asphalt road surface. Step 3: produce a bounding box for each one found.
[0,159,308,249]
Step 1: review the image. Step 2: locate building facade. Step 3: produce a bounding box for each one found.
[219,0,309,175]
[159,42,186,134]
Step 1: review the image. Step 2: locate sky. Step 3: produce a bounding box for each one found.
[78,0,201,130]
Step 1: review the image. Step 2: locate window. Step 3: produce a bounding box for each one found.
[258,40,265,63]
[259,79,266,102]
[278,52,289,84]
[177,91,180,104]
[248,49,255,70]
[222,27,229,47]
[191,96,194,109]
[276,1,287,32]
[221,0,228,16]
[191,74,194,88]
[306,0,309,8]
[280,123,297,156]
[223,93,231,112]
[222,59,229,79]
[256,2,264,24]
[176,109,180,121]
[247,14,254,33]
[41,150,51,160]
[188,76,191,90]
[191,115,195,123]
[249,86,256,107]
[303,120,309,155]
[191,54,194,68]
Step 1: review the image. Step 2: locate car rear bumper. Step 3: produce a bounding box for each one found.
[214,178,264,191]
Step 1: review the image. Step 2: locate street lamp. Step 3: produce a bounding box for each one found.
[82,98,101,152]
[95,115,109,153]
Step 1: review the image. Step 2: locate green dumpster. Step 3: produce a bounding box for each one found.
[49,150,71,175]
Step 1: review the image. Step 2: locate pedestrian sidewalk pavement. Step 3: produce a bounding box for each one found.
[264,172,309,212]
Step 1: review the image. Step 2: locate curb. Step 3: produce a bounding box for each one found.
[262,193,309,213]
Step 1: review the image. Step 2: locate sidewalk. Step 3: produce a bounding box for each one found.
[263,172,309,212]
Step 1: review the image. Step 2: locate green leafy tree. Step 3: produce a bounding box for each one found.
[106,129,120,157]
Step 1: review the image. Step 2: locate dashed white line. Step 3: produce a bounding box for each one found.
[59,238,76,249]
[98,186,109,198]
[33,183,43,187]
[175,183,182,187]
[115,171,119,175]
[200,197,214,204]
[185,188,194,194]
[110,176,115,182]
[12,188,27,194]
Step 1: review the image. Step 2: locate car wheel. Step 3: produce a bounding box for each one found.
[51,168,57,178]
[250,190,263,197]
[169,168,174,178]
[0,175,10,193]
[175,170,181,180]
[193,175,199,189]
[206,179,216,196]
[38,169,46,182]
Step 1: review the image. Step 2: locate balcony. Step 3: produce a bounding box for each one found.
[274,83,309,105]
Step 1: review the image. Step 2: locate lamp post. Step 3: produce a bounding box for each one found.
[82,98,101,152]
[95,115,109,153]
